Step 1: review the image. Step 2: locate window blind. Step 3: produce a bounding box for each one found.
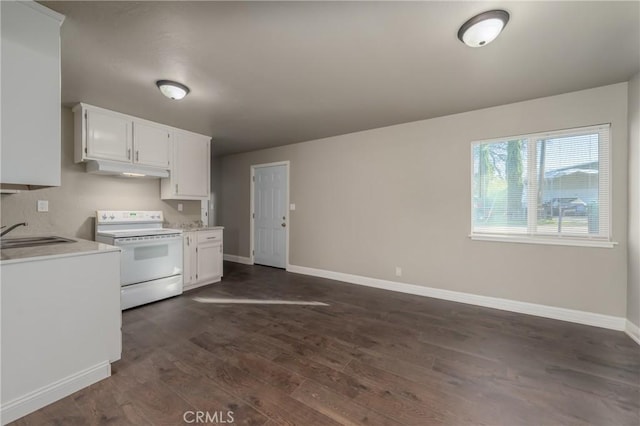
[471,124,611,242]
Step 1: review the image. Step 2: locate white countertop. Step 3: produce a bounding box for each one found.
[185,226,224,232]
[167,225,224,232]
[0,236,120,264]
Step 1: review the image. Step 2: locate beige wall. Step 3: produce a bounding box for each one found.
[628,72,640,328]
[221,83,629,317]
[0,107,201,240]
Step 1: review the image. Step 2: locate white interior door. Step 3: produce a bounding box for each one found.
[253,164,287,268]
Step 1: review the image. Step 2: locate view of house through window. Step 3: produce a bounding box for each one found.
[472,124,610,242]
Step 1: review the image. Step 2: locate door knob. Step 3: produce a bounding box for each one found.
[281,223,286,227]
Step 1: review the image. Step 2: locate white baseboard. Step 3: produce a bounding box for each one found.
[184,277,222,292]
[223,254,253,265]
[1,361,111,425]
[626,320,640,345]
[286,264,627,332]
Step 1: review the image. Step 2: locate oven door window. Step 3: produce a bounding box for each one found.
[134,244,169,261]
[117,238,183,286]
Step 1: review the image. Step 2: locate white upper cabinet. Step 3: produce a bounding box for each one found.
[161,131,210,200]
[73,104,186,177]
[86,108,132,162]
[176,132,210,197]
[133,121,171,168]
[1,1,64,187]
[73,103,210,195]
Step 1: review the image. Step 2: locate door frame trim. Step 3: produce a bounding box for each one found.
[249,161,290,268]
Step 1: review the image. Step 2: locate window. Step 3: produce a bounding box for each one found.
[471,124,612,247]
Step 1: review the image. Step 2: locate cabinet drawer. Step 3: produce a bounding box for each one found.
[197,230,223,244]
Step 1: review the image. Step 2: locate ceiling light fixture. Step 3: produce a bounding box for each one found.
[458,10,510,47]
[156,80,190,100]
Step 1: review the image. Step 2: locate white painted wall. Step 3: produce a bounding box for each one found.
[221,83,629,317]
[628,72,640,330]
[0,108,201,238]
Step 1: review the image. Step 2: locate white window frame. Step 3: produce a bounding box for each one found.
[469,124,615,248]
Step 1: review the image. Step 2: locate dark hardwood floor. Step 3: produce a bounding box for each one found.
[12,262,640,425]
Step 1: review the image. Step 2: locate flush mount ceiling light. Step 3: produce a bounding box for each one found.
[156,80,190,100]
[458,10,510,47]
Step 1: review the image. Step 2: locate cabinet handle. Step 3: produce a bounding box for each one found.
[135,150,139,162]
[206,236,217,240]
[127,148,131,160]
[186,236,190,246]
[175,184,178,193]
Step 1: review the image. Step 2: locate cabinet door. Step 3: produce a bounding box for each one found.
[86,109,132,162]
[1,2,62,186]
[190,235,198,282]
[196,241,222,283]
[183,233,193,285]
[133,121,171,168]
[174,132,209,198]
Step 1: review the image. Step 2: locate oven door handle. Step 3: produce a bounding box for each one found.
[114,236,182,246]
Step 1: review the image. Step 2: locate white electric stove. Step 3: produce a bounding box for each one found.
[95,210,183,310]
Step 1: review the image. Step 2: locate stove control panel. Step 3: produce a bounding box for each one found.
[96,210,164,224]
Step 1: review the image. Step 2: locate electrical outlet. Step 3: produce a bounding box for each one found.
[395,266,402,277]
[37,200,48,212]
[178,203,183,212]
[290,203,296,211]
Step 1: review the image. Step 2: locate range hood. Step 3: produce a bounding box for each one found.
[85,160,169,178]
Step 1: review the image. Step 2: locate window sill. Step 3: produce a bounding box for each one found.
[469,234,617,248]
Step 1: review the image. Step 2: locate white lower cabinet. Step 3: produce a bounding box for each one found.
[1,249,121,424]
[183,232,196,286]
[183,229,223,290]
[197,241,222,284]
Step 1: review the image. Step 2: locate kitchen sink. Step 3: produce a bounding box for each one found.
[0,236,76,249]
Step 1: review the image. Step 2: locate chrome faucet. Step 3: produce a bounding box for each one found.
[0,222,28,237]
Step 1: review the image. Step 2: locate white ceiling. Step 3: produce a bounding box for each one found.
[42,1,640,156]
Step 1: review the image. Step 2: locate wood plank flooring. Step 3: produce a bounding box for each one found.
[11,262,640,425]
